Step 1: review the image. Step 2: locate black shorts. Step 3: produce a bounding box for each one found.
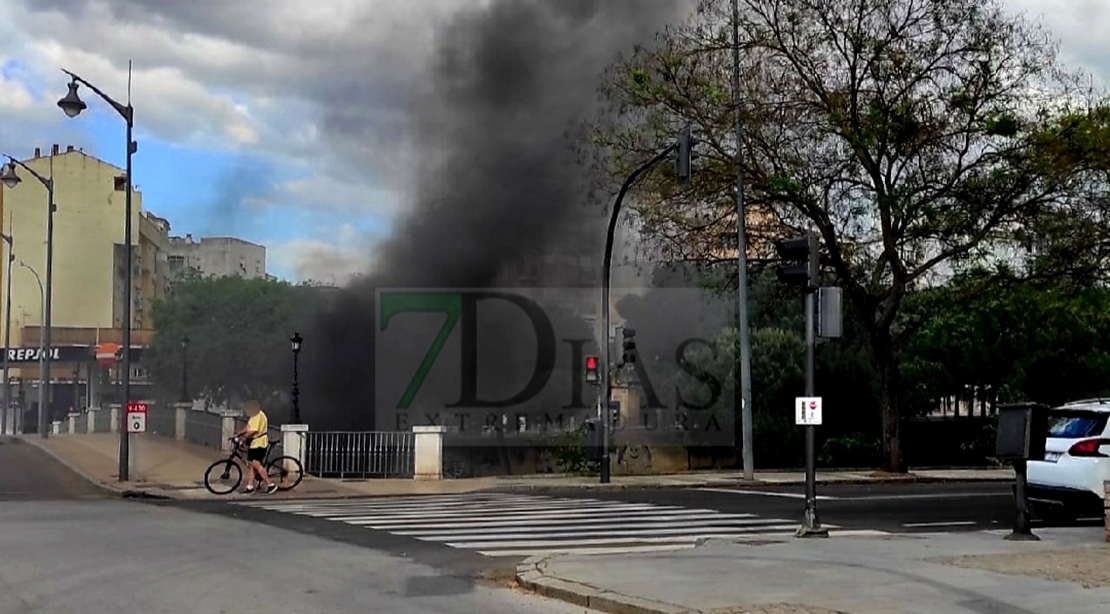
[246,447,267,463]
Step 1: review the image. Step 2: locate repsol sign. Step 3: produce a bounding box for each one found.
[2,346,96,364]
[374,288,736,446]
[6,347,61,362]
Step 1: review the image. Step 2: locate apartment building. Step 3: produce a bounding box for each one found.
[165,234,267,280]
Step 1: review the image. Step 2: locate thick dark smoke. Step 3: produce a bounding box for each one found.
[300,0,690,430]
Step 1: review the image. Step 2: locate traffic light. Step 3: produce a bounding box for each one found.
[621,328,637,364]
[773,233,820,290]
[676,125,698,184]
[585,354,599,384]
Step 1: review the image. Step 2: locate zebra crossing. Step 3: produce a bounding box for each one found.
[231,491,847,557]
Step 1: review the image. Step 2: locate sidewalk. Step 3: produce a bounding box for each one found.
[19,433,369,500]
[20,433,1014,501]
[516,527,1110,614]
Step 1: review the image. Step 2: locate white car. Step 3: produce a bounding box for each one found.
[1026,399,1110,521]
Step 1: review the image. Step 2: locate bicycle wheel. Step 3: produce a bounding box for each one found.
[266,455,304,491]
[204,459,242,495]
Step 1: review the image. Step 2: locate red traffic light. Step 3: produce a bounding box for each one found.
[585,355,598,370]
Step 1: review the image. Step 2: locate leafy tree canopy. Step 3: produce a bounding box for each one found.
[145,276,321,412]
[585,0,1110,470]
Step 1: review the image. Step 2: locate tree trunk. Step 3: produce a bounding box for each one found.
[872,328,904,473]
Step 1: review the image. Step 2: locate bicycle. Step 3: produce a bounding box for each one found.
[203,437,304,495]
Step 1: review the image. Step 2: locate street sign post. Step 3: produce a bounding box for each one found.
[126,401,147,433]
[125,401,146,481]
[795,397,823,426]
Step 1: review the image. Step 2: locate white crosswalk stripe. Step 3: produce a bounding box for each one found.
[231,492,839,557]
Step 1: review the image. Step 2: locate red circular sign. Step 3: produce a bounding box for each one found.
[809,401,817,409]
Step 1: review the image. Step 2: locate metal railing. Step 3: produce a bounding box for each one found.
[304,431,414,479]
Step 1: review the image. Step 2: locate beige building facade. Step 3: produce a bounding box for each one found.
[0,145,152,429]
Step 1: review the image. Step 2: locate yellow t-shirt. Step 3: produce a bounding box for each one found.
[247,411,269,448]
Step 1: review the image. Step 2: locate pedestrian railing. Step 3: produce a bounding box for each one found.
[304,431,415,479]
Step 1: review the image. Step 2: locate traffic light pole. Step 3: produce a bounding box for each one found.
[601,145,677,484]
[797,232,827,537]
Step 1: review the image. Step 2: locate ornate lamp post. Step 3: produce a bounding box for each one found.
[290,332,302,423]
[180,334,189,402]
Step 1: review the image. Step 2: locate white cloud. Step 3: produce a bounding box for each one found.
[267,223,377,286]
[0,0,474,215]
[2,0,1110,276]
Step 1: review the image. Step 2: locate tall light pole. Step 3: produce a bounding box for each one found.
[290,332,302,424]
[2,156,56,439]
[58,64,138,480]
[15,260,45,437]
[0,222,11,435]
[731,0,755,480]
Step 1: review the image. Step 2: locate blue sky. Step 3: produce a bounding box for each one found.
[69,92,393,282]
[0,0,436,285]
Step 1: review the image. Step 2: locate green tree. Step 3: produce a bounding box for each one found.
[903,272,1110,412]
[144,276,320,412]
[586,0,1110,471]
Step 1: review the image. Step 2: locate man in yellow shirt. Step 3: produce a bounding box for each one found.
[235,400,277,494]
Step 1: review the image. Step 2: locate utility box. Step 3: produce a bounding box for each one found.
[996,403,1050,461]
[817,287,843,338]
[584,420,604,462]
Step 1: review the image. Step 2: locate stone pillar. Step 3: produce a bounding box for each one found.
[87,409,96,433]
[220,411,239,452]
[1104,481,1109,543]
[413,426,447,480]
[109,404,121,433]
[51,420,61,435]
[174,403,189,441]
[281,424,309,472]
[67,413,77,434]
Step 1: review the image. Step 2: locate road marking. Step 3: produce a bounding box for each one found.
[697,488,839,500]
[840,493,1009,502]
[902,521,978,528]
[233,492,852,558]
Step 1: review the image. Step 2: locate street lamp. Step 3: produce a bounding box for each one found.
[290,332,302,424]
[0,228,11,435]
[180,334,189,402]
[16,260,45,437]
[2,155,56,440]
[59,66,138,481]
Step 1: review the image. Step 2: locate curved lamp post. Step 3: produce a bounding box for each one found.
[14,260,45,437]
[1,158,55,439]
[58,67,137,480]
[290,333,302,424]
[0,229,11,435]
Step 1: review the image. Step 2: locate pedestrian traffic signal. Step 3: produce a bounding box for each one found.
[621,328,637,364]
[585,354,599,384]
[774,233,819,290]
[676,125,698,184]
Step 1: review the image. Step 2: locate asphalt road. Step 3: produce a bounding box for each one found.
[0,438,590,614]
[560,482,1026,533]
[160,479,1107,575]
[0,436,108,501]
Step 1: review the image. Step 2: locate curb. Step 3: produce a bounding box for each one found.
[483,474,1013,493]
[9,435,175,500]
[515,555,697,614]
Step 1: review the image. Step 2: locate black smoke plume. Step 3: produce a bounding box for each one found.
[300,0,690,430]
